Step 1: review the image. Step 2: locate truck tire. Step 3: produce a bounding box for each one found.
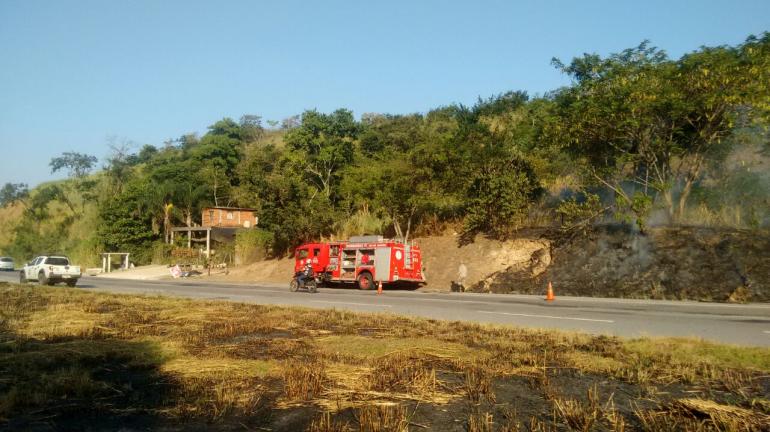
[66,279,77,287]
[38,271,49,286]
[357,272,374,290]
[19,271,26,284]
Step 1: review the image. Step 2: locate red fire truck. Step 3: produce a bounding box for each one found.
[294,236,425,289]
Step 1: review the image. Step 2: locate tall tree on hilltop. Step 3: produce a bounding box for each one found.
[49,152,98,178]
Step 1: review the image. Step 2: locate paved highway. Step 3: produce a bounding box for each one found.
[1,271,769,347]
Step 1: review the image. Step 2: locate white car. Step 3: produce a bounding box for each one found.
[20,255,81,286]
[0,257,14,271]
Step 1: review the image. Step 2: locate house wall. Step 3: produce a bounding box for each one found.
[201,208,258,228]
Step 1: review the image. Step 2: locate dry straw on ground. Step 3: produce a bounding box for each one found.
[1,284,768,431]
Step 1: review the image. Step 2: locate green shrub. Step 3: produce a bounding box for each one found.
[556,193,605,231]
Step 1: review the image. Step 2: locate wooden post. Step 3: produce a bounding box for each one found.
[107,254,111,273]
[187,230,191,248]
[102,255,106,273]
[126,253,130,269]
[206,229,211,258]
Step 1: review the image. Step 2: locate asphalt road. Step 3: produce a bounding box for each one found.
[1,271,769,347]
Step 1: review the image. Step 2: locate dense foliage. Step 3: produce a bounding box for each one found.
[1,34,769,264]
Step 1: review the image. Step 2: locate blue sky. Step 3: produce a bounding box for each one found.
[1,0,768,187]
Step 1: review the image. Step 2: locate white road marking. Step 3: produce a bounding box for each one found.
[763,331,770,334]
[311,300,392,308]
[477,310,614,323]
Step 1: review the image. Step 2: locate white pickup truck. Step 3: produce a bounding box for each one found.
[20,255,81,287]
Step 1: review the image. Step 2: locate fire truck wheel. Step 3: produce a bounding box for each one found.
[357,272,374,290]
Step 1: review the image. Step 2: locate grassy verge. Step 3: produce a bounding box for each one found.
[1,282,768,431]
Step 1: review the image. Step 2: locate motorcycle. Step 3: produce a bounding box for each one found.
[290,271,319,293]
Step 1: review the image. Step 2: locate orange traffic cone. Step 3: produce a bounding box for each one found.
[377,281,383,295]
[545,281,555,301]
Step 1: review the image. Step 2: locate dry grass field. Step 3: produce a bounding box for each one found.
[0,282,768,431]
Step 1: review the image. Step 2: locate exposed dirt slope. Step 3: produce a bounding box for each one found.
[417,233,550,292]
[473,226,770,303]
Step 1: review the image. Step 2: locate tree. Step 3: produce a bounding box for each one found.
[358,114,423,156]
[104,139,138,196]
[49,152,98,178]
[0,183,29,207]
[341,151,427,242]
[460,157,543,242]
[233,143,285,211]
[207,118,243,140]
[24,185,75,221]
[671,35,770,217]
[240,115,265,142]
[549,35,770,223]
[97,183,157,262]
[284,109,358,200]
[163,202,174,244]
[350,114,428,240]
[281,115,300,130]
[49,151,100,213]
[48,184,76,214]
[136,144,159,163]
[473,90,529,118]
[200,162,231,206]
[193,121,245,180]
[171,181,209,228]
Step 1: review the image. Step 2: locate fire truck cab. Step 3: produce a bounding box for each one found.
[294,236,425,290]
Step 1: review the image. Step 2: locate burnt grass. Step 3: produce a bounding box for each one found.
[1,283,769,431]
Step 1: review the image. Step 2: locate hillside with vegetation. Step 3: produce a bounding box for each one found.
[1,34,769,280]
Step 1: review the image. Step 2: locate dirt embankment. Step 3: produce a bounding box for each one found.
[417,233,550,292]
[468,226,770,302]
